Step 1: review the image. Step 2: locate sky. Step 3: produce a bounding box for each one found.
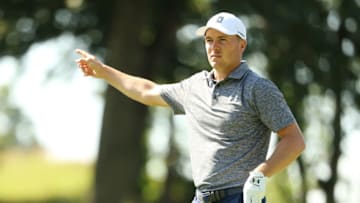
[1,33,105,162]
[1,33,360,202]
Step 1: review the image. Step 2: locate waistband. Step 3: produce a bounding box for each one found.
[196,186,243,203]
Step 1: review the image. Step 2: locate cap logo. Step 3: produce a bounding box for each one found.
[216,16,224,23]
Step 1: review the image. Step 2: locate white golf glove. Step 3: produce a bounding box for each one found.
[243,171,266,203]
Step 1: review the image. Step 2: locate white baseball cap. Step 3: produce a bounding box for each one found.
[196,12,247,40]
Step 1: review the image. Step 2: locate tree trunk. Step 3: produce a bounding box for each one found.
[94,1,190,202]
[318,21,347,203]
[158,113,195,203]
[94,1,153,202]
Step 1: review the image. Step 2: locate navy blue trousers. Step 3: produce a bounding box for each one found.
[192,193,266,203]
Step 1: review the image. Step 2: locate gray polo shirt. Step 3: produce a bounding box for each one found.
[160,62,295,191]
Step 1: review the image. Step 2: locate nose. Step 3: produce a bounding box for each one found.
[210,40,220,50]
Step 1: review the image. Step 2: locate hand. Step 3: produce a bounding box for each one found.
[75,49,104,78]
[243,171,266,203]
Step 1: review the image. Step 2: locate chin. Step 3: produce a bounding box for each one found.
[210,63,218,69]
[209,61,220,67]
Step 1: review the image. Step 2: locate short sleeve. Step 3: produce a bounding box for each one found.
[252,78,295,132]
[159,80,189,115]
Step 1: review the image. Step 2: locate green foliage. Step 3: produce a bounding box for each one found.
[267,171,297,203]
[0,0,111,56]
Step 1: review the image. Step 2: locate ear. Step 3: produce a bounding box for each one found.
[240,39,247,50]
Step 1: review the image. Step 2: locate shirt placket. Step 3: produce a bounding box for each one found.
[211,81,223,106]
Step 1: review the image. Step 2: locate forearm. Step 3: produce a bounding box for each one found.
[101,64,166,106]
[254,123,305,177]
[76,49,168,106]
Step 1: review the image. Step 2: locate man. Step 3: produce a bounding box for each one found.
[76,12,305,203]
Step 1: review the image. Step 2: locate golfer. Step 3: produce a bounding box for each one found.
[76,12,305,203]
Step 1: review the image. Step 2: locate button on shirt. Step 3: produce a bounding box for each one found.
[160,62,295,191]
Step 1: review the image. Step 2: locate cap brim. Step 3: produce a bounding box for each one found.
[196,25,236,38]
[196,25,246,40]
[196,26,208,36]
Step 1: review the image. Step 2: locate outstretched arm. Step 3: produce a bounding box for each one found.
[75,49,168,107]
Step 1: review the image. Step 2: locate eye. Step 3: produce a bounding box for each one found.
[205,38,213,42]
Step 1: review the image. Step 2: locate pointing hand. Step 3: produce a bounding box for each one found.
[75,49,104,78]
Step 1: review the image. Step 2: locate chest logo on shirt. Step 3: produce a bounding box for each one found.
[212,94,243,108]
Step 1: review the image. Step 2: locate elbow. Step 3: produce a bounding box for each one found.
[301,139,306,153]
[296,134,306,156]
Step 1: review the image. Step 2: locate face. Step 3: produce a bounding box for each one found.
[204,28,246,71]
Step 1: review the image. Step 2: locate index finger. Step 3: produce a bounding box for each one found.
[75,49,90,58]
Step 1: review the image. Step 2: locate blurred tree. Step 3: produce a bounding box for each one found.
[94,0,199,202]
[0,85,37,149]
[0,0,202,202]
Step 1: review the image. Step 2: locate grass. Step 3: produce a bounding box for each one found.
[0,148,93,203]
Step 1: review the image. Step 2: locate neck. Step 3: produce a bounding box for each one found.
[213,63,241,81]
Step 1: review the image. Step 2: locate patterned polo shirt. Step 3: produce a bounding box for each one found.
[160,61,295,191]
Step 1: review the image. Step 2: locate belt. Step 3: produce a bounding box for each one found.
[196,186,243,203]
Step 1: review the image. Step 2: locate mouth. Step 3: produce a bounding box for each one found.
[210,54,221,59]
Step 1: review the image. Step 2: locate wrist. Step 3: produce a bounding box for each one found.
[253,163,271,177]
[250,171,264,177]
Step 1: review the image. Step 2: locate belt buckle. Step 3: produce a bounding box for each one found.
[206,190,220,202]
[198,189,226,203]
[199,191,215,203]
[204,191,214,202]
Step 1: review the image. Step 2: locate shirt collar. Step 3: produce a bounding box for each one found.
[227,61,250,80]
[206,60,250,81]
